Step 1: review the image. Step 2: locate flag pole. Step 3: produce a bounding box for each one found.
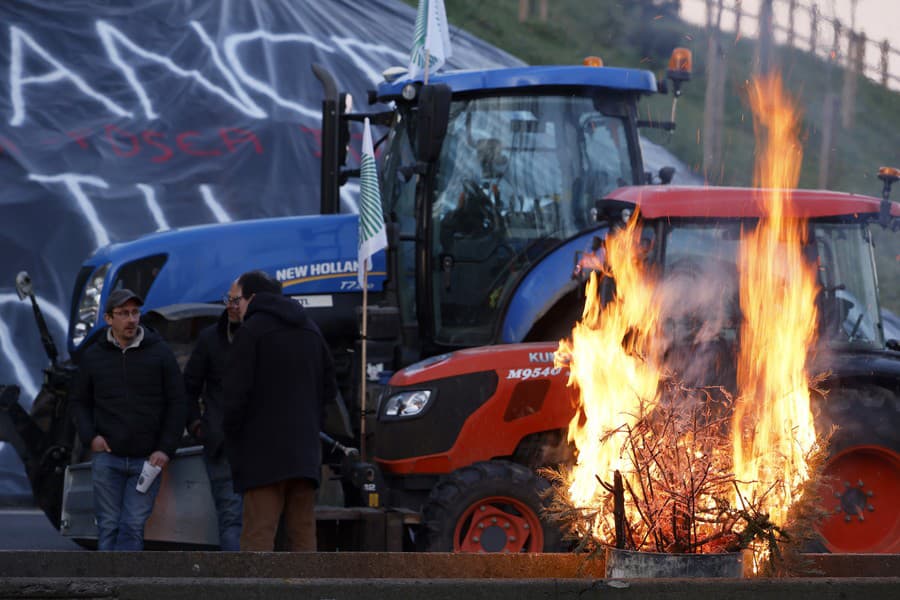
[357,116,387,463]
[360,266,369,461]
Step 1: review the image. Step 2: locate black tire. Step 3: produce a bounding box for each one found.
[811,384,900,553]
[421,460,564,553]
[814,384,900,453]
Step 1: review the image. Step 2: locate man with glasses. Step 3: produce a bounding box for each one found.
[224,270,336,551]
[71,289,185,550]
[182,280,243,550]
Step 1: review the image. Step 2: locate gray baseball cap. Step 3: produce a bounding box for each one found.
[104,289,144,314]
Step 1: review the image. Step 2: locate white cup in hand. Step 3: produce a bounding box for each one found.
[136,460,162,493]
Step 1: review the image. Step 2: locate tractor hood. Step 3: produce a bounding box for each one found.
[71,213,384,353]
[376,341,576,475]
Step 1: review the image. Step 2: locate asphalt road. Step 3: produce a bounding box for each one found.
[0,507,83,550]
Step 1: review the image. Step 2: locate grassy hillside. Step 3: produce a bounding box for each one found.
[403,0,899,314]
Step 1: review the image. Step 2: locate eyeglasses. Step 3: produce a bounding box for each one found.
[112,309,141,319]
[223,295,243,306]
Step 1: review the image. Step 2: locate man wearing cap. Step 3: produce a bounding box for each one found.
[71,289,186,551]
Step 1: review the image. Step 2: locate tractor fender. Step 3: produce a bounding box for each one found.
[500,229,606,343]
[814,348,900,384]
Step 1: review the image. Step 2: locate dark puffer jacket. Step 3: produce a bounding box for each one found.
[183,310,238,458]
[223,293,336,493]
[71,326,186,458]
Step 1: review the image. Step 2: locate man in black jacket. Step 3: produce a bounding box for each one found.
[224,270,336,551]
[183,280,243,551]
[71,289,186,551]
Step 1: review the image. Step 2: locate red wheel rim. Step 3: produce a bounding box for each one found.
[817,445,900,553]
[452,495,545,552]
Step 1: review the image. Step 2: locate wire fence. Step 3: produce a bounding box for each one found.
[682,0,900,90]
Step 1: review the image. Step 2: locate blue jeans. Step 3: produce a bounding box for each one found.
[205,454,243,551]
[91,452,161,551]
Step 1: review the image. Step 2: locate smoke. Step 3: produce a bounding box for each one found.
[652,256,740,392]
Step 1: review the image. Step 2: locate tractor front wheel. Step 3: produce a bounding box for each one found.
[421,460,563,553]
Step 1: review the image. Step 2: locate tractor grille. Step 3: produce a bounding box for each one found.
[374,370,498,461]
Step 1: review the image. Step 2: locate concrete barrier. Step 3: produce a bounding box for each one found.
[1,551,603,579]
[1,576,899,600]
[2,551,899,578]
[0,552,898,600]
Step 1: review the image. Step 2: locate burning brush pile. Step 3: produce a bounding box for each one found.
[544,75,831,574]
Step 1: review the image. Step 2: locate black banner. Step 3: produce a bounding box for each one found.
[0,0,522,500]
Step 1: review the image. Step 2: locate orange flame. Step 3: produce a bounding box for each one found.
[557,216,664,538]
[732,74,818,525]
[558,73,819,555]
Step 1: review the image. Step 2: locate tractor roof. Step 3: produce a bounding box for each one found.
[377,65,657,100]
[605,186,899,219]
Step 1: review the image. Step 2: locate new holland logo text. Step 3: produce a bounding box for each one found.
[276,260,358,281]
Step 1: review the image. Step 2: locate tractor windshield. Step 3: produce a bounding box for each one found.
[659,220,885,350]
[814,223,884,347]
[429,94,637,346]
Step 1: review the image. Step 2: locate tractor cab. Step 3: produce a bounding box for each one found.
[330,53,692,357]
[600,184,900,355]
[387,81,641,349]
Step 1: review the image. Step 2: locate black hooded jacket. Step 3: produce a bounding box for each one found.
[183,310,238,458]
[223,293,336,493]
[71,326,186,458]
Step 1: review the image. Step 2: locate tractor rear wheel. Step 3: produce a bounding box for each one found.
[421,460,563,553]
[813,384,900,553]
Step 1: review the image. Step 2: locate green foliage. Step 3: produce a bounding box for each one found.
[400,0,899,313]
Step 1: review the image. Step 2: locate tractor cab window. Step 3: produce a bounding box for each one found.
[430,94,635,346]
[814,223,883,347]
[381,111,419,333]
[661,223,742,351]
[661,221,885,350]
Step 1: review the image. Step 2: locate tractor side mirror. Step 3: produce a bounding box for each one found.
[415,84,451,166]
[658,166,676,185]
[313,63,341,214]
[337,93,352,169]
[15,271,32,301]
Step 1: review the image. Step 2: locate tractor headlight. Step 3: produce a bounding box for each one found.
[72,262,110,346]
[381,390,432,419]
[401,83,417,101]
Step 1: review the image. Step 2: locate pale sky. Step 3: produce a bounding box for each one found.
[680,0,900,85]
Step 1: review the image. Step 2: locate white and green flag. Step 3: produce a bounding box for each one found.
[408,0,452,79]
[358,117,387,287]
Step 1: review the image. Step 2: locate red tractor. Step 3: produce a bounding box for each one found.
[372,181,900,554]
